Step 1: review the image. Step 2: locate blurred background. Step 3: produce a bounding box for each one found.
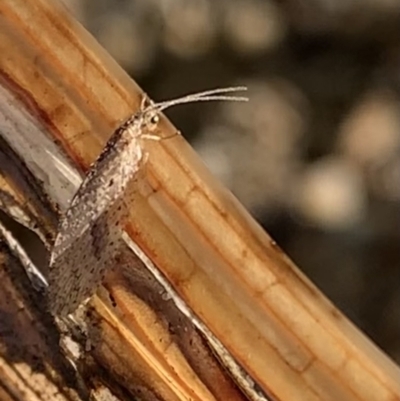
[64,0,400,363]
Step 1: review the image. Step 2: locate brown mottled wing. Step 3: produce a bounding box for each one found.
[48,125,143,316]
[48,202,125,316]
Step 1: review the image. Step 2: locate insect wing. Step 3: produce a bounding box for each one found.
[48,201,126,315]
[48,126,143,315]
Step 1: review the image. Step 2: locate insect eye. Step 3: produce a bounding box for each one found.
[145,112,160,131]
[150,114,159,125]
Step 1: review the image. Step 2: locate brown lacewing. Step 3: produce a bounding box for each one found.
[48,86,248,316]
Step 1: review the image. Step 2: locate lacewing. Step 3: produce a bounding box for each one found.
[48,87,248,316]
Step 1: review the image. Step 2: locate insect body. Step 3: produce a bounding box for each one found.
[48,87,248,316]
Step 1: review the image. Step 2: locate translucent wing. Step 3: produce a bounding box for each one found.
[48,201,126,315]
[48,124,143,315]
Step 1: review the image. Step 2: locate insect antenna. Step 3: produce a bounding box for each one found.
[150,86,248,112]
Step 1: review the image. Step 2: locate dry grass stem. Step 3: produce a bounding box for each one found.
[0,1,399,401]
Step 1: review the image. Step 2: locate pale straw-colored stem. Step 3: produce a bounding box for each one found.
[0,1,399,401]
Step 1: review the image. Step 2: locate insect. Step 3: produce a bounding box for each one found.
[48,86,248,316]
